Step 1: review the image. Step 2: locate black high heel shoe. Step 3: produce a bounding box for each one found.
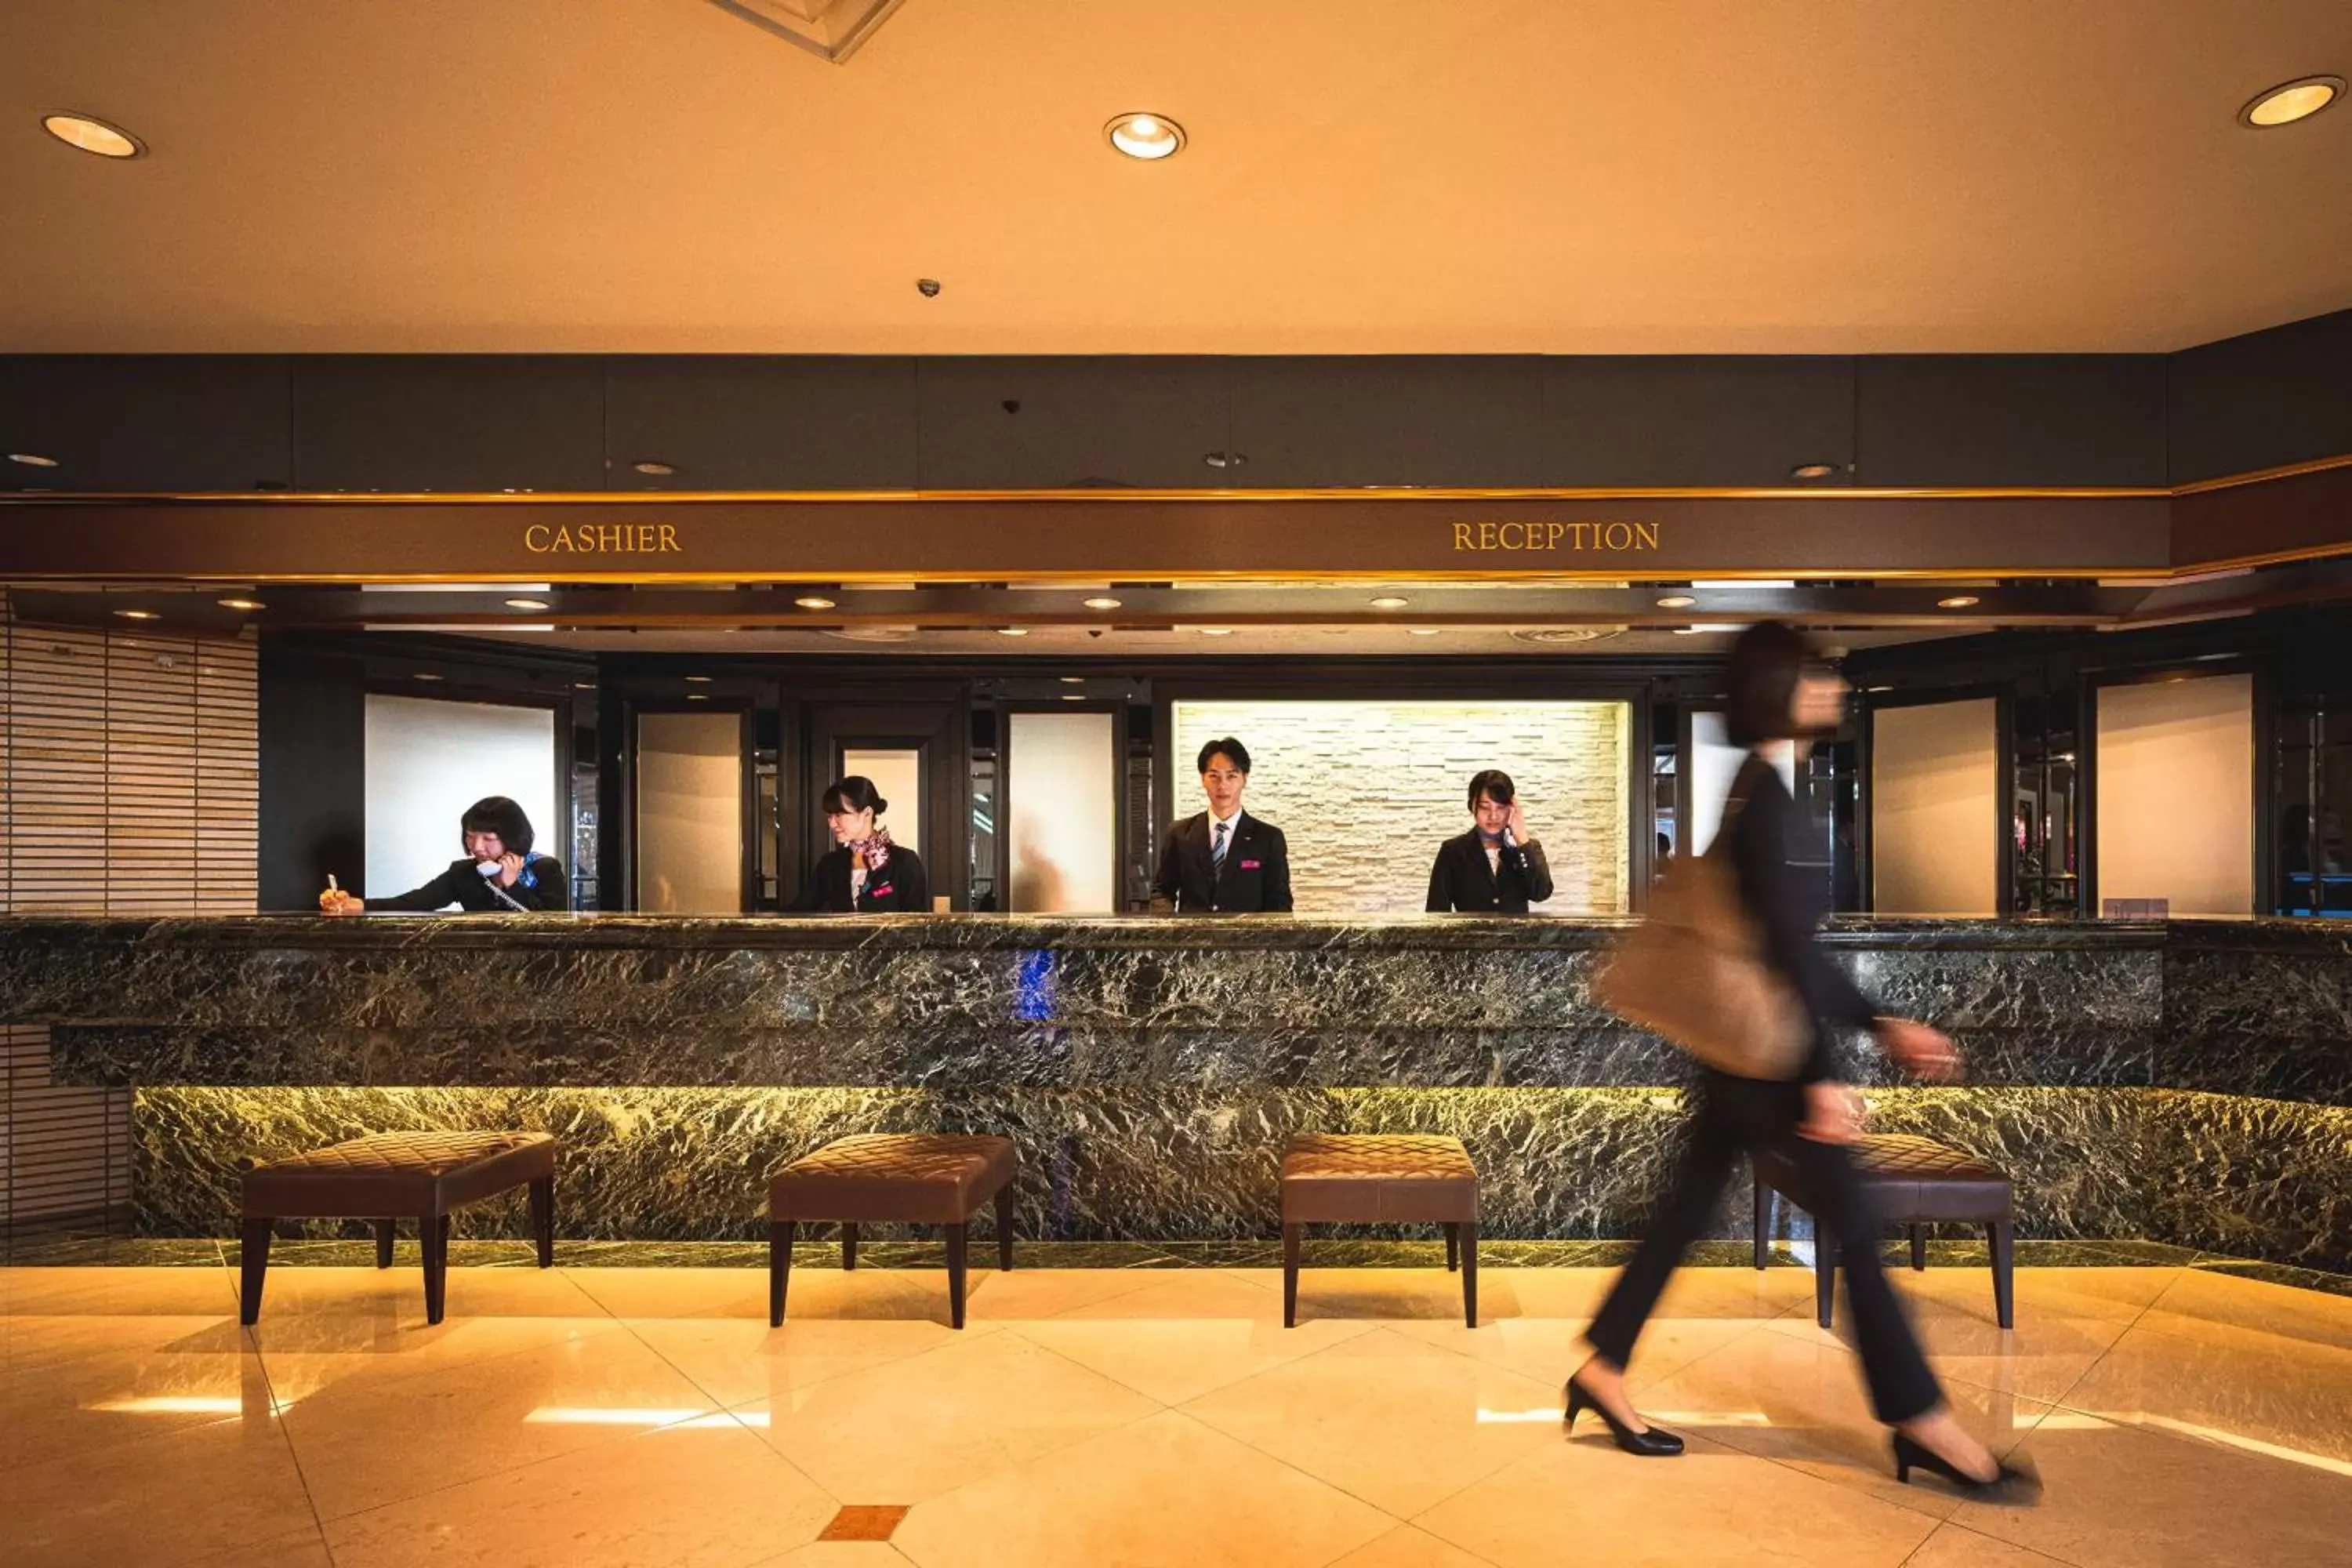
[1564,1376,1684,1457]
[1892,1432,2042,1502]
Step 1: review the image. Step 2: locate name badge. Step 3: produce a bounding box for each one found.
[1240,859,1261,870]
[870,883,895,898]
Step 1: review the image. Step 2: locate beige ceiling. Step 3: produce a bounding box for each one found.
[5,0,2349,354]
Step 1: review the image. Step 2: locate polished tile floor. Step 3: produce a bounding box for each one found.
[2,1251,2347,1567]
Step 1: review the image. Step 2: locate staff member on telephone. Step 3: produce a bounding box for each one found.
[319,796,568,913]
[1150,737,1294,914]
[1425,769,1553,913]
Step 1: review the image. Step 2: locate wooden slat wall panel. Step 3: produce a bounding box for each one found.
[1,594,258,1230]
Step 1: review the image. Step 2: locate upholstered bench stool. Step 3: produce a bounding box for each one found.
[1279,1133,1481,1328]
[1753,1131,2016,1330]
[768,1133,1018,1329]
[239,1130,557,1326]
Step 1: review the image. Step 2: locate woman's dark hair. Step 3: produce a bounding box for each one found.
[1467,769,1515,810]
[1724,621,1824,746]
[459,796,535,855]
[822,775,888,817]
[1197,737,1251,775]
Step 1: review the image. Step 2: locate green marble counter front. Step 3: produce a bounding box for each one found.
[0,914,2343,1268]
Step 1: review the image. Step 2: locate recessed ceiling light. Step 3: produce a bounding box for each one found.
[1203,451,1246,469]
[1083,596,1123,610]
[686,693,708,701]
[573,681,594,690]
[685,674,712,682]
[630,459,676,476]
[1059,676,1084,684]
[1408,629,1443,637]
[1937,595,1981,609]
[793,595,837,610]
[2241,75,2343,128]
[42,112,144,159]
[1105,112,1185,161]
[1655,593,1697,609]
[1062,693,1086,702]
[1369,596,1410,609]
[8,452,60,468]
[1673,624,1745,635]
[1198,628,1233,637]
[504,597,550,611]
[414,671,443,681]
[1790,463,1839,480]
[997,627,1029,637]
[216,597,266,612]
[112,608,160,621]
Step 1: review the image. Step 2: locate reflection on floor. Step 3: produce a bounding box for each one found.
[3,1250,2347,1567]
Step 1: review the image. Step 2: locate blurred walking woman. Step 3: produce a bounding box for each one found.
[1568,623,2034,1500]
[794,775,930,913]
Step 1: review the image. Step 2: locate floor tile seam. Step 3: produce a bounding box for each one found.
[2006,1279,2169,1420]
[1029,1269,1188,1318]
[240,1322,338,1545]
[1323,1518,1509,1568]
[994,1318,1185,1410]
[300,1397,748,1530]
[270,1313,664,1428]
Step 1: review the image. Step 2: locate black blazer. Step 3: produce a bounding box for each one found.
[1149,811,1293,913]
[1726,753,1874,1083]
[372,855,569,912]
[1425,829,1553,913]
[793,845,931,913]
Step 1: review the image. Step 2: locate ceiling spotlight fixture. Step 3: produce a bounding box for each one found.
[503,597,550,611]
[1059,676,1084,684]
[1105,111,1186,161]
[1655,593,1697,609]
[1203,451,1246,469]
[686,693,708,702]
[42,112,145,159]
[1937,594,1982,609]
[1673,624,1746,636]
[684,674,713,682]
[1061,693,1086,702]
[996,627,1029,637]
[1789,463,1840,480]
[216,597,266,612]
[1369,596,1410,609]
[2240,75,2343,128]
[1082,596,1123,610]
[1408,629,1443,637]
[1197,627,1233,637]
[8,452,60,468]
[573,681,595,690]
[793,595,837,610]
[630,459,677,476]
[112,608,161,621]
[414,671,444,681]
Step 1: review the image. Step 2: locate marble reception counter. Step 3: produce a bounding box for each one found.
[0,913,2344,1269]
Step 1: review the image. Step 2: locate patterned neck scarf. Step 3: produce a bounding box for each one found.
[848,826,894,873]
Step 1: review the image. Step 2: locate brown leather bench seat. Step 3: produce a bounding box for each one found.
[768,1133,1018,1329]
[1753,1131,2016,1329]
[239,1130,557,1326]
[1279,1133,1481,1327]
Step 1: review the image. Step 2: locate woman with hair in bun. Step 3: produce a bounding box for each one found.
[320,795,568,913]
[793,775,931,913]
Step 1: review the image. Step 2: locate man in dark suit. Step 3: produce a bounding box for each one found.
[1425,768,1554,913]
[1150,736,1294,913]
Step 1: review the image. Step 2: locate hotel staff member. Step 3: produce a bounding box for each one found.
[794,775,931,913]
[1426,769,1554,913]
[1151,737,1294,914]
[319,796,568,913]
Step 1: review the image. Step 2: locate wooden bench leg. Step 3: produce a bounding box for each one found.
[945,1223,969,1330]
[1814,1224,1838,1329]
[769,1220,796,1327]
[1753,1171,1770,1269]
[841,1221,858,1272]
[529,1174,555,1269]
[374,1218,395,1270]
[993,1187,1015,1272]
[1989,1219,2015,1330]
[421,1212,451,1326]
[1281,1223,1301,1328]
[1457,1221,1479,1327]
[1909,1224,1927,1272]
[238,1218,273,1327]
[1445,1224,1459,1272]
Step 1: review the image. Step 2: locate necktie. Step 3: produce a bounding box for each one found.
[1211,819,1230,876]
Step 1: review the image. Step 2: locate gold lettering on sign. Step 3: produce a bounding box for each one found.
[1450,521,1660,554]
[524,521,684,555]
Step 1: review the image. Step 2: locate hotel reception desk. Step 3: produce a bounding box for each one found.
[1,914,2343,1272]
